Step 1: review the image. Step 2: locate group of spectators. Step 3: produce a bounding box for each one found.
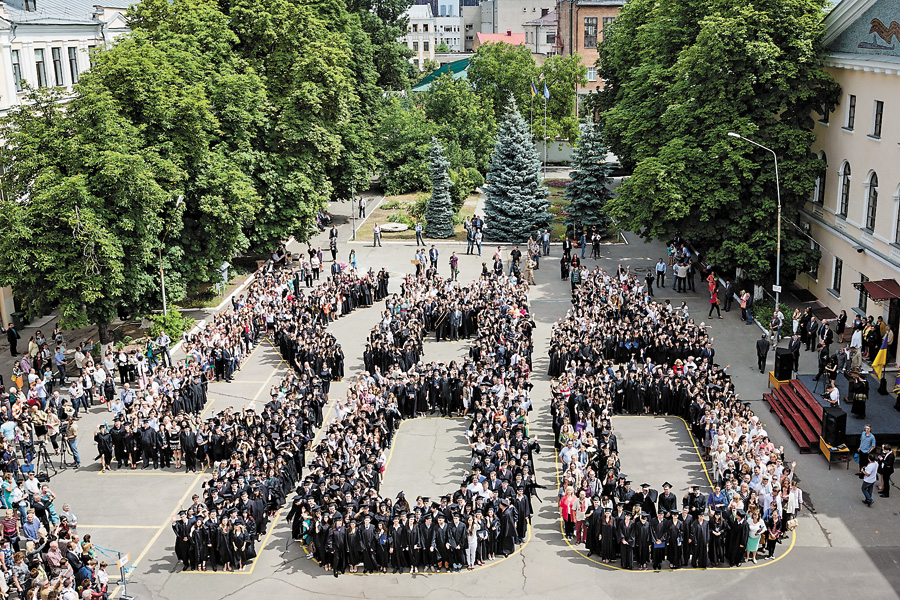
[285,273,541,576]
[552,266,803,569]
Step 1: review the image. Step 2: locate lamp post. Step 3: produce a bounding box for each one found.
[160,195,184,316]
[727,132,782,311]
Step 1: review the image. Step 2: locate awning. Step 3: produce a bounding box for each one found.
[853,279,900,301]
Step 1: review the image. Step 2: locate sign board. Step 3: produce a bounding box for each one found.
[118,553,129,569]
[772,285,782,293]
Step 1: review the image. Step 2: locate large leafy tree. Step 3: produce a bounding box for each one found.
[0,89,178,342]
[97,0,264,289]
[566,118,612,230]
[345,0,415,90]
[468,43,539,124]
[536,54,587,142]
[483,100,551,242]
[376,97,435,195]
[598,0,838,282]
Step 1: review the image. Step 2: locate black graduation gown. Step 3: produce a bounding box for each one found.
[173,520,191,565]
[432,523,453,564]
[727,517,749,566]
[691,519,710,567]
[190,525,207,566]
[216,528,234,566]
[633,520,651,566]
[499,507,517,555]
[665,519,682,568]
[360,524,377,571]
[389,525,409,568]
[600,517,618,560]
[709,517,727,564]
[618,520,635,569]
[328,525,348,572]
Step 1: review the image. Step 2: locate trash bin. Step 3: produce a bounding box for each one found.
[10,311,25,331]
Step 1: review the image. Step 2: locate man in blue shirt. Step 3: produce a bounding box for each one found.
[858,425,876,472]
[54,347,67,384]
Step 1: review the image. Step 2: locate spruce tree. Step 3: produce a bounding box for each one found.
[424,137,455,238]
[483,99,551,242]
[565,118,613,230]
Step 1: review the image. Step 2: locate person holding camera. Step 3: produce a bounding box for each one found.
[64,416,81,469]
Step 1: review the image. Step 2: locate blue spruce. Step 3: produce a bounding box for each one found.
[424,137,455,238]
[483,99,551,242]
[565,118,612,230]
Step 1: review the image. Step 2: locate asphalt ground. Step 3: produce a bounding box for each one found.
[42,199,900,600]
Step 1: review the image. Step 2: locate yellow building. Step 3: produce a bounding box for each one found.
[804,0,900,362]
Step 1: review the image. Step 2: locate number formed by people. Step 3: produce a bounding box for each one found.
[170,266,540,576]
[287,273,539,575]
[548,262,800,570]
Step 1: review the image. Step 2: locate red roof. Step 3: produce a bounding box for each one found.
[474,31,527,50]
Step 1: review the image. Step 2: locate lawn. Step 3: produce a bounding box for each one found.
[355,193,479,242]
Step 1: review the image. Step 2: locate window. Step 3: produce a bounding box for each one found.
[819,103,830,124]
[815,152,826,204]
[584,17,597,48]
[34,49,47,88]
[846,94,856,130]
[873,100,884,138]
[858,274,869,313]
[68,47,79,84]
[809,240,820,279]
[412,41,419,51]
[413,23,418,32]
[423,24,429,32]
[51,47,63,86]
[546,33,556,44]
[839,161,850,217]
[11,50,22,92]
[832,257,843,295]
[602,16,615,38]
[586,66,597,82]
[423,41,429,52]
[865,171,878,231]
[413,58,419,68]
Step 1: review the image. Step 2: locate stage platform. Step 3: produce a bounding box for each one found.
[794,372,899,448]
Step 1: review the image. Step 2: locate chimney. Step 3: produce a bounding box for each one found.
[506,29,511,36]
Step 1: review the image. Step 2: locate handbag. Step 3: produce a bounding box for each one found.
[786,518,798,531]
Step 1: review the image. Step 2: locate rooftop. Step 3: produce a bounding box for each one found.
[0,0,131,26]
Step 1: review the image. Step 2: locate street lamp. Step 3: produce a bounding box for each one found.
[727,132,782,312]
[160,195,184,316]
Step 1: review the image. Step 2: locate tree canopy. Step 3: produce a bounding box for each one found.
[598,0,837,283]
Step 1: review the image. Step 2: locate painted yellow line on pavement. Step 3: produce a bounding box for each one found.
[78,525,160,529]
[552,415,796,571]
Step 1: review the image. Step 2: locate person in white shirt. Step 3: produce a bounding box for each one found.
[862,452,879,505]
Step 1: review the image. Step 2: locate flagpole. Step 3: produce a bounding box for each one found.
[543,91,547,179]
[530,81,534,140]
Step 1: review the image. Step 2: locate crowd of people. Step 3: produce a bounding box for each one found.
[285,272,540,576]
[168,263,388,572]
[551,265,803,569]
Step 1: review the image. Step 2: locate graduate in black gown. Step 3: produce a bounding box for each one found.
[498,500,517,557]
[172,512,191,570]
[328,519,348,577]
[634,512,652,570]
[664,511,682,569]
[690,510,710,568]
[726,510,749,567]
[618,512,635,569]
[599,509,618,562]
[709,510,727,565]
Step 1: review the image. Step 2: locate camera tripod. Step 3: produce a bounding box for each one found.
[57,438,75,470]
[33,441,58,477]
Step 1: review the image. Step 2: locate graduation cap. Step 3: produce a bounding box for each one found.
[430,502,440,510]
[662,481,672,488]
[624,480,632,486]
[617,474,627,480]
[640,483,650,489]
[500,498,510,507]
[690,485,700,492]
[436,513,446,520]
[640,512,649,519]
[736,510,747,518]
[603,508,613,513]
[396,491,405,499]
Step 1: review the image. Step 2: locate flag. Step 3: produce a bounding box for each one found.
[531,81,537,97]
[872,335,888,379]
[543,82,550,99]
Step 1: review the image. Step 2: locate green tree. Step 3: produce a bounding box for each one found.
[598,0,839,282]
[345,0,415,90]
[420,74,496,174]
[536,54,587,142]
[483,100,551,242]
[435,41,452,53]
[467,42,538,123]
[0,89,177,342]
[376,97,435,194]
[565,118,613,230]
[424,138,455,238]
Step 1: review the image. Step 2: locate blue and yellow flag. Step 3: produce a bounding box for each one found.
[543,82,550,99]
[872,335,889,379]
[531,81,537,97]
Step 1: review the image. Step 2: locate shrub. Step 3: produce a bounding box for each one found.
[146,311,196,341]
[381,199,401,210]
[409,194,429,221]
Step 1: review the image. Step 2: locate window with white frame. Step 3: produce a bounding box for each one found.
[865,171,878,231]
[831,256,842,295]
[809,240,820,279]
[34,49,47,88]
[11,50,23,92]
[872,100,884,138]
[846,94,856,130]
[838,161,850,217]
[52,47,63,86]
[586,66,597,82]
[814,151,826,204]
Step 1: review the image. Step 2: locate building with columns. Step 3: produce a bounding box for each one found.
[0,0,131,324]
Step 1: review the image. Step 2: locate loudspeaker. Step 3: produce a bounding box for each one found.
[774,348,793,381]
[822,406,847,447]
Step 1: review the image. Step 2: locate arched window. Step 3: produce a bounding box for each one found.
[815,152,827,204]
[865,171,878,231]
[839,161,850,217]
